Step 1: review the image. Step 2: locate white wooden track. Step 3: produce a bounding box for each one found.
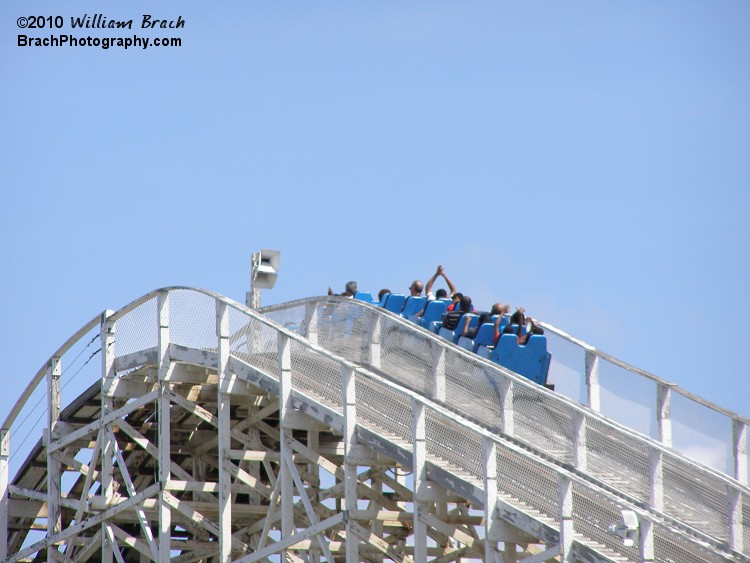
[1,288,748,562]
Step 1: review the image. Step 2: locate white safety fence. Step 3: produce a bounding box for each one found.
[261,295,750,557]
[1,288,747,562]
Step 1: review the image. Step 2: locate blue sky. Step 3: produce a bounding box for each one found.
[2,0,749,432]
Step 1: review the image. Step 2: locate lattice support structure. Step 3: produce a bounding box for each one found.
[2,362,558,559]
[3,289,746,563]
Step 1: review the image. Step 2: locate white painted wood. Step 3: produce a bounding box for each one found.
[728,485,743,555]
[48,390,158,454]
[584,350,600,412]
[648,446,664,513]
[235,513,344,563]
[7,289,745,563]
[572,410,587,472]
[282,448,336,562]
[304,301,319,345]
[429,340,446,402]
[411,399,427,563]
[110,427,158,560]
[497,377,514,437]
[62,438,102,563]
[342,364,359,563]
[277,332,295,554]
[482,437,498,562]
[0,428,9,560]
[8,484,160,563]
[367,314,381,369]
[46,356,62,563]
[157,291,171,563]
[558,475,573,562]
[639,515,654,563]
[100,311,115,563]
[216,301,232,562]
[733,420,748,485]
[657,383,672,448]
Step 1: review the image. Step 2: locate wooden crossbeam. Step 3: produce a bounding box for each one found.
[47,390,158,453]
[234,513,344,563]
[9,483,160,563]
[349,520,415,563]
[161,490,250,555]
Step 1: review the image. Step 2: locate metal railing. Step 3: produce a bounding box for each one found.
[261,295,750,558]
[540,321,749,484]
[2,288,747,562]
[263,296,749,482]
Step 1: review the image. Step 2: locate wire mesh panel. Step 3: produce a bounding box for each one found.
[378,319,433,397]
[228,305,280,381]
[113,295,157,357]
[585,416,650,500]
[7,291,749,561]
[262,300,307,335]
[265,298,745,552]
[495,444,559,526]
[663,455,729,543]
[654,522,728,563]
[443,351,503,430]
[289,339,343,414]
[313,300,370,362]
[445,357,507,434]
[424,406,483,481]
[355,375,413,447]
[571,482,640,561]
[169,289,218,351]
[513,385,576,466]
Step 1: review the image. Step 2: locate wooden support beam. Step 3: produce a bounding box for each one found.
[234,513,344,563]
[8,484,160,563]
[349,521,414,563]
[161,491,249,555]
[278,332,295,554]
[0,428,8,560]
[157,290,171,563]
[283,448,336,562]
[558,475,573,562]
[110,523,157,562]
[48,390,159,453]
[216,300,232,563]
[412,398,427,562]
[584,350,600,412]
[482,436,498,562]
[342,364,359,563]
[110,427,158,561]
[101,311,116,563]
[63,437,102,563]
[47,355,62,563]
